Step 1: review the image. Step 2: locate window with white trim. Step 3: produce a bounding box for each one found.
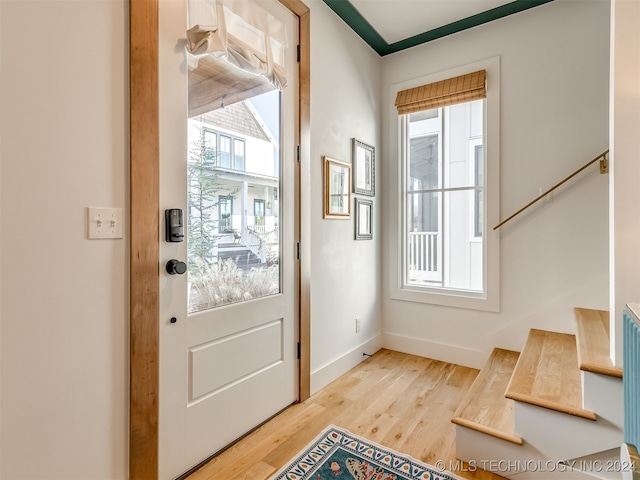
[391,59,500,311]
[403,101,485,291]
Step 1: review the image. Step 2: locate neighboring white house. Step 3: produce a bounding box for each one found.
[187,97,280,265]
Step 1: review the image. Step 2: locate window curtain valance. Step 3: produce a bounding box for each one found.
[186,0,288,117]
[395,70,486,115]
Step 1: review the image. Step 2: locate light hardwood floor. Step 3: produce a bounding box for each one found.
[186,349,508,480]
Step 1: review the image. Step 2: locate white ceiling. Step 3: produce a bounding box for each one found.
[350,0,513,44]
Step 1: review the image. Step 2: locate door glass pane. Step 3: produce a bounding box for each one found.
[187,91,281,313]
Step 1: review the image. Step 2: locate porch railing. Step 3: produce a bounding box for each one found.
[408,231,438,272]
[246,225,279,262]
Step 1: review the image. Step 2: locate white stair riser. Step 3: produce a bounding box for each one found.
[514,402,623,459]
[455,426,532,465]
[455,426,612,480]
[455,425,542,476]
[567,447,628,480]
[510,468,621,480]
[582,371,623,428]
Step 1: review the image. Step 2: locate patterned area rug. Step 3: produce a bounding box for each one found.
[268,425,463,480]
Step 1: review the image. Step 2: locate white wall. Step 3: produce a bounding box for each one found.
[308,0,383,393]
[381,0,611,368]
[0,1,129,479]
[610,0,640,366]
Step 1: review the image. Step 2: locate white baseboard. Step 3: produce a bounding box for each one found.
[310,335,383,395]
[382,332,487,369]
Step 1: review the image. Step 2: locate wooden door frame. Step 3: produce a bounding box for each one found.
[129,1,311,477]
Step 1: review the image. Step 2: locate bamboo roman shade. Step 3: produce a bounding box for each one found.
[186,0,288,117]
[395,70,486,115]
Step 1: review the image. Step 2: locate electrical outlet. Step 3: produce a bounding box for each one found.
[356,317,361,333]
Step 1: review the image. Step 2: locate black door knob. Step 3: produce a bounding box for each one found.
[166,259,187,275]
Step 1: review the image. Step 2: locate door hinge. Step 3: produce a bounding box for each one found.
[297,44,300,62]
[296,145,301,163]
[296,242,301,259]
[297,342,301,360]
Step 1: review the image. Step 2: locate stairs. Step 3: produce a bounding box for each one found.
[505,329,596,421]
[217,245,264,271]
[452,308,624,479]
[452,348,522,445]
[575,308,624,432]
[575,308,622,378]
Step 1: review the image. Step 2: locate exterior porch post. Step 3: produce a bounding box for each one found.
[241,180,248,245]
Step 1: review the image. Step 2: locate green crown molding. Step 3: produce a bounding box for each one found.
[323,0,555,56]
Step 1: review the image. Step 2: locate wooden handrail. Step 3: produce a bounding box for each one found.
[493,150,608,230]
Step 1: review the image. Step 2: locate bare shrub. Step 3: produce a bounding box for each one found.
[188,259,279,311]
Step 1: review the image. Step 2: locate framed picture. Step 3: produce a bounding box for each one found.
[323,156,351,219]
[354,198,373,240]
[352,139,375,196]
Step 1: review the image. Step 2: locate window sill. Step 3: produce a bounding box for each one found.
[390,283,500,312]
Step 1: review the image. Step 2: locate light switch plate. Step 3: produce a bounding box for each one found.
[88,207,123,239]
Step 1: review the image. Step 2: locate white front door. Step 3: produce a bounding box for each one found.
[157,1,299,478]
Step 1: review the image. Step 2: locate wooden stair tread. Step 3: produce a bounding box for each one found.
[505,329,597,420]
[574,307,623,378]
[452,348,523,445]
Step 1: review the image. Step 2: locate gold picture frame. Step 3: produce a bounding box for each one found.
[323,156,351,219]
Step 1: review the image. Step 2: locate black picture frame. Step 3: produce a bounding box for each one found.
[352,139,375,196]
[354,198,373,240]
